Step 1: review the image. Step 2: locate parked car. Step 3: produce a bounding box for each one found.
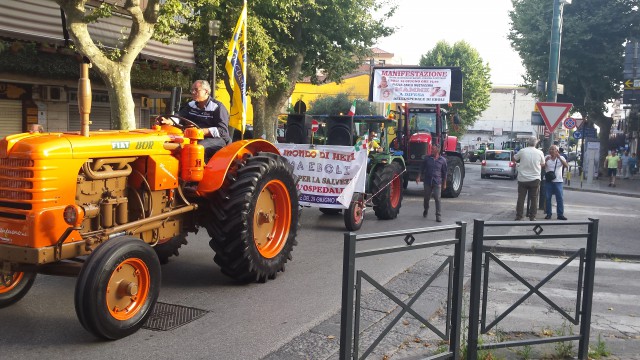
[481,150,517,180]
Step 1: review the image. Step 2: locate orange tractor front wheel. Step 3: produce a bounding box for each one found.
[74,236,161,340]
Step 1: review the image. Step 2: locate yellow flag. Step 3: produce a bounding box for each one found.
[225,0,247,133]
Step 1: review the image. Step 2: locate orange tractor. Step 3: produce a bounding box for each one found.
[0,63,300,339]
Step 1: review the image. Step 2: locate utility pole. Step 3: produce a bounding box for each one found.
[541,0,570,210]
[544,0,570,150]
[208,20,221,99]
[511,89,517,139]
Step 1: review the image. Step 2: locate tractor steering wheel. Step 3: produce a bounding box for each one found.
[155,114,200,130]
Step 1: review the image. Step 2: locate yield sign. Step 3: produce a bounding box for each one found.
[537,102,573,133]
[573,118,584,129]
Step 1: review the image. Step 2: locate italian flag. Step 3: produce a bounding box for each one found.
[347,100,356,116]
[354,134,368,151]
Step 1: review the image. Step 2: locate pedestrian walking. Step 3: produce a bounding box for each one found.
[416,145,447,222]
[544,145,568,220]
[621,150,631,179]
[630,153,638,175]
[605,150,621,187]
[514,136,545,221]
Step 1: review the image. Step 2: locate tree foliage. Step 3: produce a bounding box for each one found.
[308,94,375,116]
[54,0,215,129]
[509,0,639,168]
[418,40,492,138]
[200,0,396,140]
[53,0,394,136]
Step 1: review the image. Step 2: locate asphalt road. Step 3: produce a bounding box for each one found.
[1,163,638,360]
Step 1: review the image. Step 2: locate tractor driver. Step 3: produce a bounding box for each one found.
[160,80,232,162]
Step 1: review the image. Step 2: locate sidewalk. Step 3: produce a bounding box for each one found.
[465,160,640,198]
[564,170,640,198]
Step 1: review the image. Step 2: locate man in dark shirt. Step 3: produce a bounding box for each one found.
[162,80,231,162]
[416,145,448,222]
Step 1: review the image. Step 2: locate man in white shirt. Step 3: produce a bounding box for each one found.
[513,136,546,221]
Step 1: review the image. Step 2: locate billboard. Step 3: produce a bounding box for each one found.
[368,66,463,104]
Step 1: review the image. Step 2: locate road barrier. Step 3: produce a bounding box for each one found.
[339,223,467,360]
[467,218,598,360]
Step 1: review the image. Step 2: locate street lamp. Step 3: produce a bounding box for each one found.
[208,20,221,99]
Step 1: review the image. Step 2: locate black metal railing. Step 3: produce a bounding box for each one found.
[339,222,467,360]
[467,218,599,360]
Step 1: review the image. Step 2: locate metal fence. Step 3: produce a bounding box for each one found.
[467,218,599,360]
[339,222,467,360]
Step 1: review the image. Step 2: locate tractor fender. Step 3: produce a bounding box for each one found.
[197,139,281,194]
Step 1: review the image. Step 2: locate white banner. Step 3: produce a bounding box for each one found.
[276,144,367,208]
[371,68,451,104]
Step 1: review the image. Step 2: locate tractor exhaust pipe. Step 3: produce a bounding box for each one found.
[78,60,92,137]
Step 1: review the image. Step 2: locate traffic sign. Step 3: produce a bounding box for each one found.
[583,128,597,139]
[563,117,576,129]
[573,131,582,139]
[311,119,319,133]
[624,79,640,89]
[536,102,573,133]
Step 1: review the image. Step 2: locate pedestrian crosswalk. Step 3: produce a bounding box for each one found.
[486,254,640,357]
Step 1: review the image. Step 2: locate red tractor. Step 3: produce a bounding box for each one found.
[0,63,300,339]
[394,104,465,197]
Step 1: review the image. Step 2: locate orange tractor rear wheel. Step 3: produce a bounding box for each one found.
[206,152,300,283]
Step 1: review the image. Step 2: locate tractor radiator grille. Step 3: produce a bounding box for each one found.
[409,142,429,160]
[0,158,36,218]
[0,158,34,167]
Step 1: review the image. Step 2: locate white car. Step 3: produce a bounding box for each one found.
[481,150,518,180]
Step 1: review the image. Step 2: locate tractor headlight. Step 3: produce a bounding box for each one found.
[64,205,84,227]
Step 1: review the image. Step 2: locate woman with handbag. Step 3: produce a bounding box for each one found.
[544,145,569,220]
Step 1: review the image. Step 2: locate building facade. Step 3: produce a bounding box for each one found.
[460,87,539,151]
[0,0,194,138]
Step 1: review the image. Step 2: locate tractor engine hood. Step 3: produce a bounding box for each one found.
[408,133,432,143]
[0,129,174,160]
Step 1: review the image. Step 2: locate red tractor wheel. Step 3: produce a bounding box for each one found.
[75,236,161,339]
[344,192,365,231]
[371,162,403,219]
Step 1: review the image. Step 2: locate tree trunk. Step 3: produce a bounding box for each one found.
[590,112,612,175]
[106,67,136,130]
[249,52,305,142]
[252,97,267,139]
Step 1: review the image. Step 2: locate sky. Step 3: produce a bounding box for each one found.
[374,0,527,85]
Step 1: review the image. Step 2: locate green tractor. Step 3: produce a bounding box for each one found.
[350,116,406,229]
[501,139,525,153]
[468,142,495,162]
[318,116,406,231]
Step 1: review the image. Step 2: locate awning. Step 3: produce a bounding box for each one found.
[0,0,195,66]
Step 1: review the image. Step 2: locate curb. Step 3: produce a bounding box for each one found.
[486,244,640,262]
[564,185,640,198]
